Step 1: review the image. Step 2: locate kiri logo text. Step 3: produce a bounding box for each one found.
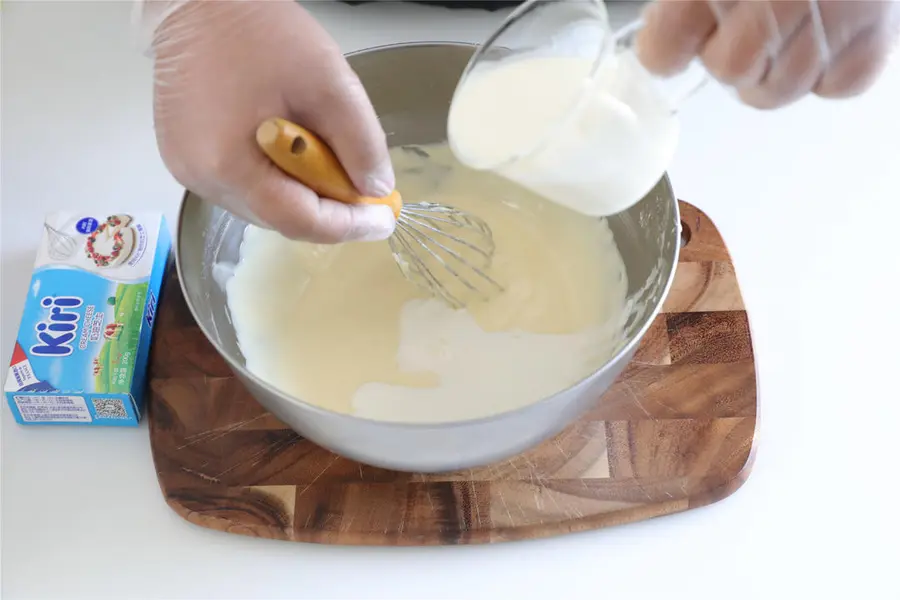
[145,290,157,328]
[30,296,83,357]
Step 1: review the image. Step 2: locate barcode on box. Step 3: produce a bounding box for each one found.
[14,395,92,423]
[92,398,129,419]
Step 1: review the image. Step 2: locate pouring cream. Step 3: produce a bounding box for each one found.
[448,53,678,217]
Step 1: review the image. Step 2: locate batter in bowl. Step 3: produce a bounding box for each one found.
[225,144,630,423]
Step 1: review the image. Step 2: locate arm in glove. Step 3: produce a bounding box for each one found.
[135,0,396,242]
[636,0,900,109]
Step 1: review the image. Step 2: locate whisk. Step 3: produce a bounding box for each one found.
[44,222,79,262]
[255,117,503,309]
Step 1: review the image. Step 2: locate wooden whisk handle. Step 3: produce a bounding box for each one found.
[255,117,403,218]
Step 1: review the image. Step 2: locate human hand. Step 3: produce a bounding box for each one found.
[636,0,900,109]
[138,0,396,242]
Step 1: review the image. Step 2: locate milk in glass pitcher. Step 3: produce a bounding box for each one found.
[448,0,707,217]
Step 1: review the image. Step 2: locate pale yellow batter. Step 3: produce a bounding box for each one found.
[225,144,630,423]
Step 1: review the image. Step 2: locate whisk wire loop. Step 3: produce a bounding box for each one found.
[389,202,504,309]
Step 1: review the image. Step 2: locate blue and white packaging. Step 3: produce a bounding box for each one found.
[5,212,171,426]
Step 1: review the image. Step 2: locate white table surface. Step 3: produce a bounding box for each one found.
[3,2,900,599]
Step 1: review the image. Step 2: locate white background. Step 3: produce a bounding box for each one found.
[3,1,900,599]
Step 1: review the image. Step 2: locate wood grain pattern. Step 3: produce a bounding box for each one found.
[148,201,758,545]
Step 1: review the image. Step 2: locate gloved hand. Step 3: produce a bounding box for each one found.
[636,0,900,109]
[135,0,396,242]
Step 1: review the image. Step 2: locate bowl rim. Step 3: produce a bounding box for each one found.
[174,40,682,430]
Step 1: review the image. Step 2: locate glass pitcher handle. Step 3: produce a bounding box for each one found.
[611,18,710,113]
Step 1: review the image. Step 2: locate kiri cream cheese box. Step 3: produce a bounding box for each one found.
[5,212,172,426]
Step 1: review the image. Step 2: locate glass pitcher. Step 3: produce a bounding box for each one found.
[448,0,707,217]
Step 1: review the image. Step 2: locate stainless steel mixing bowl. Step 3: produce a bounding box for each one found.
[175,42,680,473]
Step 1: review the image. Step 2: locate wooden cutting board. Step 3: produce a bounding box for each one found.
[148,201,757,545]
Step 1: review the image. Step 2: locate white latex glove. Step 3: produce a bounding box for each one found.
[636,0,900,109]
[135,0,396,242]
